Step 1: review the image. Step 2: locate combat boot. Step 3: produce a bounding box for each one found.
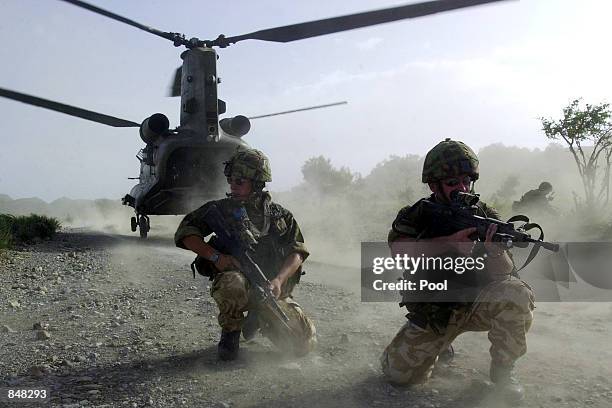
[218,330,240,361]
[438,344,455,365]
[490,362,525,405]
[242,311,259,341]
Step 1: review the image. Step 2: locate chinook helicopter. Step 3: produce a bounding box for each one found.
[0,0,508,238]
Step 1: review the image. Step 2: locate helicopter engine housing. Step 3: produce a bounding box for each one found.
[140,113,170,145]
[219,115,251,137]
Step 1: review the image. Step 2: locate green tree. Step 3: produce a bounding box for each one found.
[301,156,355,194]
[540,99,612,208]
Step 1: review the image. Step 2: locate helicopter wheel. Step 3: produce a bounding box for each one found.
[130,216,137,232]
[138,215,150,239]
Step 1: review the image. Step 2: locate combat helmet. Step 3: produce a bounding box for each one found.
[422,138,479,183]
[538,181,552,193]
[223,148,272,184]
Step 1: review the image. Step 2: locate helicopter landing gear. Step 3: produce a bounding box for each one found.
[132,214,150,239]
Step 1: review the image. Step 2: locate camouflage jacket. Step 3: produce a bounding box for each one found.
[175,192,309,283]
[389,194,508,331]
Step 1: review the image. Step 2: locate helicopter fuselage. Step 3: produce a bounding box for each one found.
[124,129,248,215]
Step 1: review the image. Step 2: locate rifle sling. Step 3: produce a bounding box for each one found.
[514,219,545,272]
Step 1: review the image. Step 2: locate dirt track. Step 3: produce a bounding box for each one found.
[1,230,611,408]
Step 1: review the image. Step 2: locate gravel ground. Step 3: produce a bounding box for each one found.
[1,230,611,408]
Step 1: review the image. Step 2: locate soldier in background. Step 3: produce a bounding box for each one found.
[381,139,535,404]
[174,149,316,360]
[512,181,558,216]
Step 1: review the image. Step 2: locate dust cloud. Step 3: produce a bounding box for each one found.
[3,141,609,282]
[2,142,611,406]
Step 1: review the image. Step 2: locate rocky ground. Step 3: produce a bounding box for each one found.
[1,230,611,408]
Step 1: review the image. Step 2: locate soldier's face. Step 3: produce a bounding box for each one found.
[430,174,472,202]
[228,177,253,200]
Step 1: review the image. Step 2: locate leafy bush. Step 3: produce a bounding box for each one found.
[0,213,61,246]
[0,214,13,249]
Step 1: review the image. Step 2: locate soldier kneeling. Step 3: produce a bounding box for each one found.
[381,139,535,404]
[175,149,316,360]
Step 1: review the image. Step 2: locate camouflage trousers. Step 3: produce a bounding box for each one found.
[381,278,535,384]
[210,271,317,356]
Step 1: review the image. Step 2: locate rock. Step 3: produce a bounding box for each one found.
[1,324,16,333]
[469,378,493,392]
[29,365,47,377]
[6,375,23,386]
[61,359,75,368]
[339,333,350,344]
[8,299,20,308]
[79,384,102,391]
[33,322,49,330]
[278,362,302,372]
[36,330,51,340]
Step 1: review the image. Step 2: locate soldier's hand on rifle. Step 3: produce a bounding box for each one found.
[483,224,505,256]
[269,277,283,299]
[448,227,477,255]
[215,254,241,271]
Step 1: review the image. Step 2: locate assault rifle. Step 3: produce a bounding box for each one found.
[394,191,559,269]
[200,203,293,333]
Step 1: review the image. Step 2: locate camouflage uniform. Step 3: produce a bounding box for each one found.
[381,139,535,388]
[512,181,557,215]
[175,191,316,356]
[381,197,535,384]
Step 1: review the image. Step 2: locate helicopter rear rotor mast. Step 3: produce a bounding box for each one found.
[179,48,220,140]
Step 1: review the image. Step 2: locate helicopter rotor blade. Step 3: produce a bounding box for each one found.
[58,0,190,47]
[248,101,347,120]
[0,87,140,128]
[221,0,509,46]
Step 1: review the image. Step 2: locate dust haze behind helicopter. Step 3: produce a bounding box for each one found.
[2,0,612,202]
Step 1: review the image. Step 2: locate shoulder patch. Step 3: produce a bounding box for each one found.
[268,202,289,220]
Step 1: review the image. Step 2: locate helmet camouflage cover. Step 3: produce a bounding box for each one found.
[422,138,479,183]
[224,148,272,183]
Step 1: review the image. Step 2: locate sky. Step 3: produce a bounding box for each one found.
[1,0,612,202]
